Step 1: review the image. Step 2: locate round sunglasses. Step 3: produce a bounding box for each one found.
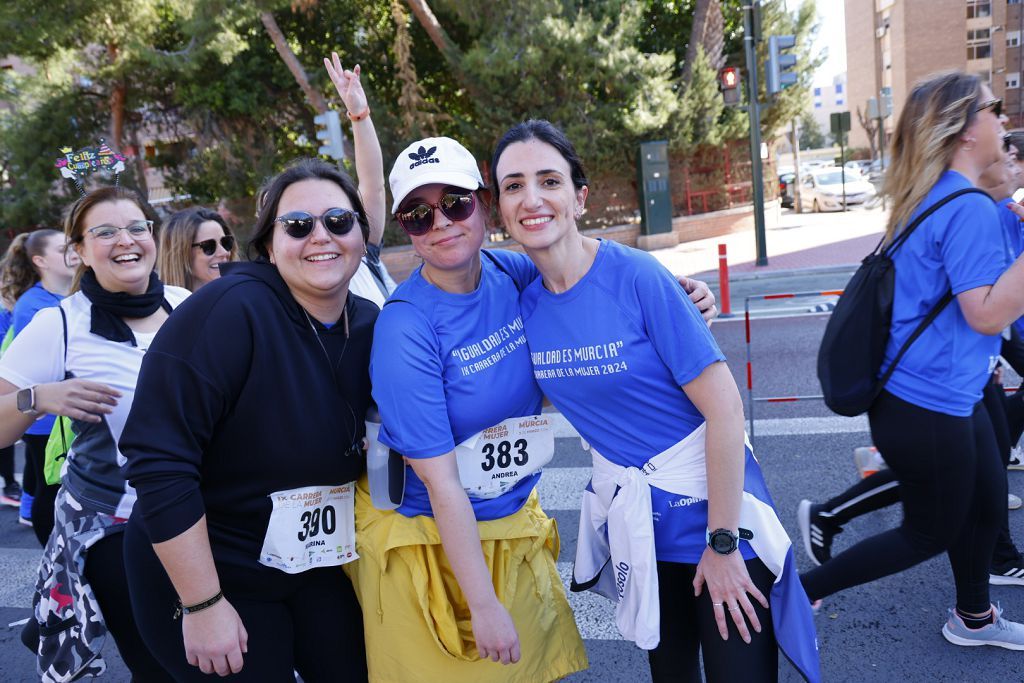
[192,235,235,256]
[274,208,358,239]
[396,188,476,236]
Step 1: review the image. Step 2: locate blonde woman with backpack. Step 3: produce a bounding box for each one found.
[800,71,1024,650]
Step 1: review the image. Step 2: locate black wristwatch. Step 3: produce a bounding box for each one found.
[16,386,39,416]
[706,527,754,555]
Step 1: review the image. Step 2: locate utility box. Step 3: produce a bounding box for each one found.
[636,141,674,250]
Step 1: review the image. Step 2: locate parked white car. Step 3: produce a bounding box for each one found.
[799,168,877,212]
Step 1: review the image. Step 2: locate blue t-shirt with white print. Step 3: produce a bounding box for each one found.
[996,197,1024,339]
[370,249,543,520]
[880,171,1007,416]
[13,282,64,435]
[520,239,751,562]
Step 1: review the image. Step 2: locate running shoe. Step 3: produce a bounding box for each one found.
[0,481,21,507]
[17,516,32,528]
[797,499,839,566]
[1011,494,1023,511]
[1009,447,1024,471]
[942,604,1024,650]
[991,556,1024,586]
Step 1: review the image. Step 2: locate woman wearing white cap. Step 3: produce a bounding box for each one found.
[348,132,716,681]
[345,135,588,683]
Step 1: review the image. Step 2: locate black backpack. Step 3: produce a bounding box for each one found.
[817,188,989,417]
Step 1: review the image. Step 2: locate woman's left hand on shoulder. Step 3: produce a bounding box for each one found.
[678,276,718,325]
[693,547,769,644]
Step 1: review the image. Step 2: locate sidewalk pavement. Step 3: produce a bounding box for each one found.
[648,206,888,285]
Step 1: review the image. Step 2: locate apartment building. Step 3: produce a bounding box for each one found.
[845,0,1023,150]
[811,73,849,143]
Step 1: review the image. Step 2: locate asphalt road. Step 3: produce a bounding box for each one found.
[1,311,1023,681]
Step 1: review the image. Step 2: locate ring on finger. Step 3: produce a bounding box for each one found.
[712,602,724,607]
[728,605,740,612]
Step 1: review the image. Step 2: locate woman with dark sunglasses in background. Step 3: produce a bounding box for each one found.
[800,73,1024,650]
[157,207,238,292]
[120,157,373,681]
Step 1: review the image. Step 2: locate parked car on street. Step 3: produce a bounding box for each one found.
[799,168,877,212]
[779,171,796,208]
[844,159,872,175]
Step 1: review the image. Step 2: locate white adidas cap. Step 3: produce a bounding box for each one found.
[389,136,484,214]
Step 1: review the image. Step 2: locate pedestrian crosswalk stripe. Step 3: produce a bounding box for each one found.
[548,413,870,438]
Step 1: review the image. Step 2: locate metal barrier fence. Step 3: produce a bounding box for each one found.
[743,289,1022,439]
[744,289,843,439]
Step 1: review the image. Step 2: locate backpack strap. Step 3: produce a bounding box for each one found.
[877,187,990,392]
[886,187,991,255]
[877,290,954,390]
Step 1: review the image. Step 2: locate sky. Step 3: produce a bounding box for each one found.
[812,0,847,86]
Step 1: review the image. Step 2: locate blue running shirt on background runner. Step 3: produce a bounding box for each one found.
[371,249,543,520]
[881,171,1007,416]
[520,239,740,563]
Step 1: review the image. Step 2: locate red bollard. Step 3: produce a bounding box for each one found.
[718,243,732,317]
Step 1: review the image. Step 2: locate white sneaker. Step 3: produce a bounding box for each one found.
[942,604,1024,650]
[1009,447,1024,471]
[1011,494,1022,511]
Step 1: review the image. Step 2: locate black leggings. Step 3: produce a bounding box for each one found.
[802,390,1005,613]
[648,557,778,683]
[21,433,60,546]
[814,382,1020,567]
[123,516,367,682]
[0,444,13,486]
[20,530,172,681]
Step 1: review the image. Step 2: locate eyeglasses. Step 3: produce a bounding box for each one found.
[977,98,1003,118]
[192,235,235,256]
[396,188,476,236]
[87,221,154,242]
[274,209,358,239]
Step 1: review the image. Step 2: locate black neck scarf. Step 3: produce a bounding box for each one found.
[79,270,171,347]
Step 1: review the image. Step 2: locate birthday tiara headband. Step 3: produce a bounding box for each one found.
[54,139,127,197]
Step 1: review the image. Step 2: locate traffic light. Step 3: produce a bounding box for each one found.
[314,110,344,160]
[766,35,797,95]
[719,67,742,107]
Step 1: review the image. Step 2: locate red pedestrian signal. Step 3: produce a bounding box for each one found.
[719,67,742,106]
[720,67,740,90]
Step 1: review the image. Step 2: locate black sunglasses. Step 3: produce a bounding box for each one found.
[396,188,476,236]
[274,208,358,239]
[192,235,235,256]
[977,98,1003,119]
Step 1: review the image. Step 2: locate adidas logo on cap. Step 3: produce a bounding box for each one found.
[408,145,440,170]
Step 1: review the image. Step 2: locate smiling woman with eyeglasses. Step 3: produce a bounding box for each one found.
[157,207,238,292]
[120,157,374,681]
[0,185,190,680]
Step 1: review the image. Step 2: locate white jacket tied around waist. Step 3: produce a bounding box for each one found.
[572,422,792,650]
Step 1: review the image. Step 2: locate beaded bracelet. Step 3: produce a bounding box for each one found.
[347,107,370,122]
[173,590,224,619]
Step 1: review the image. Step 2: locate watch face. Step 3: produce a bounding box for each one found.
[710,530,737,554]
[16,388,32,413]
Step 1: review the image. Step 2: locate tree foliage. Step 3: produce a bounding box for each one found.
[0,0,820,234]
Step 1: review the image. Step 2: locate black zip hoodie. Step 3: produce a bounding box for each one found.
[120,261,375,581]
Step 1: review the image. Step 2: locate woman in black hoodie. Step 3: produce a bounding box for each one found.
[120,159,375,681]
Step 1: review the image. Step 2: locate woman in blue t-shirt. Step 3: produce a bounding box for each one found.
[353,135,589,683]
[799,72,1024,650]
[0,228,78,540]
[490,120,819,683]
